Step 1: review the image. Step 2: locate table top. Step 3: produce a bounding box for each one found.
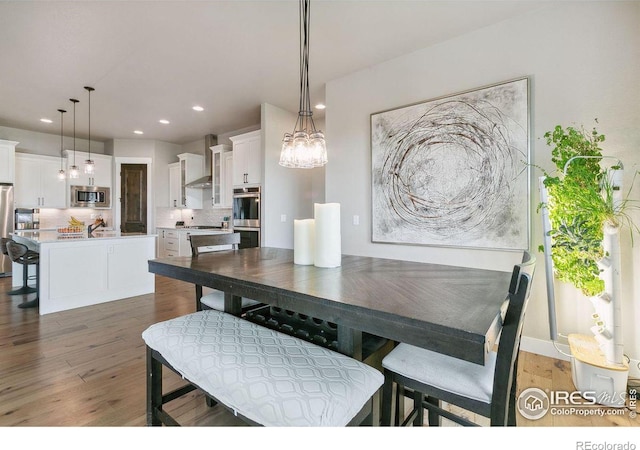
[148,247,514,365]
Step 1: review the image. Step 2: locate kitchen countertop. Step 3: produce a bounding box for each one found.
[11,230,156,245]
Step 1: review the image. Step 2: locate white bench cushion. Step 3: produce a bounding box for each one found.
[382,343,496,404]
[142,309,383,426]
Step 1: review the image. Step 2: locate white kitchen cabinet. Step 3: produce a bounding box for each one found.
[64,150,112,188]
[230,130,262,186]
[157,227,180,257]
[14,153,67,208]
[168,163,181,209]
[157,228,230,257]
[168,153,203,209]
[0,140,18,183]
[211,144,232,208]
[222,152,234,207]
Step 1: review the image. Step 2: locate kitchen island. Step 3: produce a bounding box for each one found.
[11,230,156,315]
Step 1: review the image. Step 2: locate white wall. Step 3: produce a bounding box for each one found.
[325,2,640,365]
[261,103,327,248]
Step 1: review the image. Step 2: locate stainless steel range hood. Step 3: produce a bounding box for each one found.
[185,134,217,188]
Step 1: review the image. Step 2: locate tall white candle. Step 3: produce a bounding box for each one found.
[294,219,315,265]
[314,203,341,268]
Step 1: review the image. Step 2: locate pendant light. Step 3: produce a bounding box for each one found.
[69,98,80,179]
[84,86,95,175]
[57,108,66,179]
[279,0,327,169]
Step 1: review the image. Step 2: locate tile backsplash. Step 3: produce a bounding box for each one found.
[39,208,113,229]
[155,207,232,229]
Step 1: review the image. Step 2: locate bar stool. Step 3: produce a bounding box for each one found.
[5,240,39,309]
[1,238,37,296]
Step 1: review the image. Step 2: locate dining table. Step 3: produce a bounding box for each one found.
[148,247,514,365]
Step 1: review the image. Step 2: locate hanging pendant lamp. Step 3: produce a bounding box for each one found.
[57,108,66,179]
[279,0,327,169]
[84,86,95,175]
[69,98,80,179]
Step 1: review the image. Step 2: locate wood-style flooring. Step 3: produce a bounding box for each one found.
[0,275,637,427]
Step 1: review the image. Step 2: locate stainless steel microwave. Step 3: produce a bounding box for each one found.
[70,185,111,208]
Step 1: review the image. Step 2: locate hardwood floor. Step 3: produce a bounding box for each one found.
[0,275,637,428]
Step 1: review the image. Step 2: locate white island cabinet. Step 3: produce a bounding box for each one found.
[11,231,156,315]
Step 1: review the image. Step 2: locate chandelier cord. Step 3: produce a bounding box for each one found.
[58,109,65,171]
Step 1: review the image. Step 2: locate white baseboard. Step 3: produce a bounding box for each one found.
[520,336,640,379]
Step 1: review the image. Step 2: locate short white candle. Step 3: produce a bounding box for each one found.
[294,219,315,265]
[314,203,341,268]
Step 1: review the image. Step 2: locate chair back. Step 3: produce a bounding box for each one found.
[190,232,241,257]
[1,238,11,256]
[490,250,536,425]
[6,240,28,263]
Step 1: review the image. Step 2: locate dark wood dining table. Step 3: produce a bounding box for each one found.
[148,247,514,365]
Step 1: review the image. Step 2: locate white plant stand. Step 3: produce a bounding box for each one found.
[540,163,629,407]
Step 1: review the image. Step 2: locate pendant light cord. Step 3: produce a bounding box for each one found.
[58,109,66,170]
[70,98,79,166]
[294,0,317,135]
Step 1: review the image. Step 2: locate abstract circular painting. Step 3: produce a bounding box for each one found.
[371,77,529,250]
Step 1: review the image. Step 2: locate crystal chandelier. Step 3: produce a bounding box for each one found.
[69,98,80,179]
[84,86,95,175]
[279,0,327,169]
[57,108,66,179]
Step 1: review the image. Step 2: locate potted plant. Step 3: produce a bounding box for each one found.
[539,121,638,406]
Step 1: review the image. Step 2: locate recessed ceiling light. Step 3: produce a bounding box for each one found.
[40,118,53,123]
[315,103,326,110]
[192,106,204,112]
[159,119,170,124]
[134,130,144,135]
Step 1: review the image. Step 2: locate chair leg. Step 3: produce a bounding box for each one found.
[381,371,393,426]
[195,284,203,311]
[425,396,441,427]
[413,390,424,426]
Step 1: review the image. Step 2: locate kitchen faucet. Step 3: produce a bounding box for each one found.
[88,218,106,235]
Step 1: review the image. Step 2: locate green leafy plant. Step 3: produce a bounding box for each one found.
[540,122,638,297]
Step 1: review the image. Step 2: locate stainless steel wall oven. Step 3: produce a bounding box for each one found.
[233,186,260,248]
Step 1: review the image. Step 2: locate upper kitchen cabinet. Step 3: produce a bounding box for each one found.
[0,140,18,183]
[64,150,112,188]
[211,144,232,208]
[222,152,234,207]
[14,153,66,208]
[168,153,203,209]
[230,130,262,186]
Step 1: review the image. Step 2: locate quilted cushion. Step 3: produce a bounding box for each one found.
[142,310,383,426]
[382,343,496,404]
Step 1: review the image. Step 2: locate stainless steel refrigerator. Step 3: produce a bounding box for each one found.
[1,183,14,276]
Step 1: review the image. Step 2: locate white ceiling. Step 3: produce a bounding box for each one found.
[0,0,546,145]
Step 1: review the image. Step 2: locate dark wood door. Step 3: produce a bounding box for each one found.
[121,164,147,234]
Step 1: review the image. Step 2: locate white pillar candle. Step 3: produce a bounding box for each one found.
[314,203,341,268]
[294,219,315,265]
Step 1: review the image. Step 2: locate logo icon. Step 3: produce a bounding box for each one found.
[517,387,550,420]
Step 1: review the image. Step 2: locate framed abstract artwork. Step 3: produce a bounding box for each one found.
[371,77,530,251]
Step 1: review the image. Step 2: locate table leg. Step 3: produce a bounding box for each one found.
[224,292,242,316]
[337,325,362,360]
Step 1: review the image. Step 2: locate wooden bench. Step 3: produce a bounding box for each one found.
[142,309,383,426]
